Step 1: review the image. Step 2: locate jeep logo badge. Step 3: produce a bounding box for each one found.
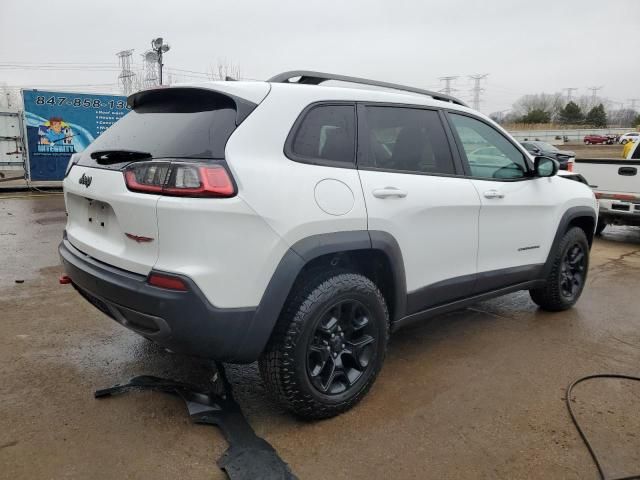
[79,173,92,188]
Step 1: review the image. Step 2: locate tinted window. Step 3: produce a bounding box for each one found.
[81,89,243,166]
[290,104,355,165]
[362,107,455,174]
[449,113,527,179]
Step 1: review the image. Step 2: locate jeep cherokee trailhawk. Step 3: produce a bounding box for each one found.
[60,71,598,419]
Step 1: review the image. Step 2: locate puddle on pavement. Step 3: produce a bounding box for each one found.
[35,215,67,225]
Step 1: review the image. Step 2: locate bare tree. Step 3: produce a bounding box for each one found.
[511,92,564,120]
[209,59,242,81]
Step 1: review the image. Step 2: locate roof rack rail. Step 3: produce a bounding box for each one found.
[267,70,468,107]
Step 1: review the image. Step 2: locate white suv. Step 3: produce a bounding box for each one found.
[619,132,640,144]
[60,71,597,419]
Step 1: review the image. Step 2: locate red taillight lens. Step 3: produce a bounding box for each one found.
[124,162,235,198]
[148,272,188,291]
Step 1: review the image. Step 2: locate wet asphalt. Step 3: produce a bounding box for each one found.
[1,192,639,480]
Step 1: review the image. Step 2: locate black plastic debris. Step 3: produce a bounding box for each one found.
[95,365,297,480]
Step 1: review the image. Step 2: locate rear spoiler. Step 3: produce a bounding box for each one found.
[127,87,258,125]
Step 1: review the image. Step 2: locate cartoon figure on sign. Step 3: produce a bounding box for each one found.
[38,117,74,148]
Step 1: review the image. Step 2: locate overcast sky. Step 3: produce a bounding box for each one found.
[1,0,637,113]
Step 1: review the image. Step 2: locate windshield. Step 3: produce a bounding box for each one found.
[534,142,558,152]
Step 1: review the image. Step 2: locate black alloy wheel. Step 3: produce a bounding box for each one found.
[307,299,378,395]
[560,243,586,300]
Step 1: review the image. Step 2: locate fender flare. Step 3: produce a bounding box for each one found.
[542,206,596,277]
[234,230,407,362]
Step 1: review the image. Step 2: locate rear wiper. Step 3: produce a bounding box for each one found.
[90,149,152,164]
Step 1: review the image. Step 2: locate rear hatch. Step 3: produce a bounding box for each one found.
[63,84,268,274]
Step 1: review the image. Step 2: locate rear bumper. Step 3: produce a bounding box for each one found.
[598,198,640,225]
[59,237,263,362]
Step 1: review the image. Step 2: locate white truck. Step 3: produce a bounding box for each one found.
[574,141,640,234]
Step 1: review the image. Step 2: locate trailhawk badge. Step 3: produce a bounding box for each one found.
[79,173,92,188]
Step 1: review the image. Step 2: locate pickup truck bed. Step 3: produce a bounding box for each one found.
[573,158,640,232]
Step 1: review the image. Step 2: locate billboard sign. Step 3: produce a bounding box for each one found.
[22,90,129,180]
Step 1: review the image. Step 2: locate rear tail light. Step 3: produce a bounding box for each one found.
[124,161,235,198]
[147,272,188,291]
[595,192,639,201]
[567,159,574,172]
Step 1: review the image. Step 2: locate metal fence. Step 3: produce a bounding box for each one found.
[507,127,632,143]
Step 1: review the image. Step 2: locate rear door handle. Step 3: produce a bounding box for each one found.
[372,187,408,199]
[483,189,505,199]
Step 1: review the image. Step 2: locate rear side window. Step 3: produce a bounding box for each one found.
[80,88,253,167]
[288,104,356,166]
[361,106,455,175]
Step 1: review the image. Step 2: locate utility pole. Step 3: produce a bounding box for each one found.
[116,49,135,96]
[587,86,603,106]
[563,87,578,103]
[151,37,170,85]
[469,74,488,111]
[438,76,458,96]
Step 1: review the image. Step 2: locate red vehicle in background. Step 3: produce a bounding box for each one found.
[583,134,613,145]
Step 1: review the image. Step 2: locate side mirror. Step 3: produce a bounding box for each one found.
[534,156,558,177]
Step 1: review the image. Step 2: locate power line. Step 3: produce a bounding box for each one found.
[587,86,603,105]
[469,74,488,110]
[438,76,458,96]
[116,50,135,96]
[563,87,578,102]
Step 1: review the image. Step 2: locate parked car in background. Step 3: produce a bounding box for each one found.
[618,132,640,144]
[583,134,612,145]
[521,141,575,170]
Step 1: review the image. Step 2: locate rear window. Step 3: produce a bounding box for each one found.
[80,88,254,167]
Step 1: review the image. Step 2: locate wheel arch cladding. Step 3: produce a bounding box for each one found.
[543,206,596,278]
[240,230,407,361]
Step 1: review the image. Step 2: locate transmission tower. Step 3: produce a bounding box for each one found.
[587,86,603,106]
[439,76,458,96]
[469,74,488,110]
[116,50,136,96]
[563,87,578,103]
[142,50,159,88]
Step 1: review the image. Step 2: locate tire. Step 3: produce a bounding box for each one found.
[530,227,589,311]
[259,271,389,420]
[584,140,590,145]
[595,219,606,236]
[621,139,628,145]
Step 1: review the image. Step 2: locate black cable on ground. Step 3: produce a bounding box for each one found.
[566,374,640,480]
